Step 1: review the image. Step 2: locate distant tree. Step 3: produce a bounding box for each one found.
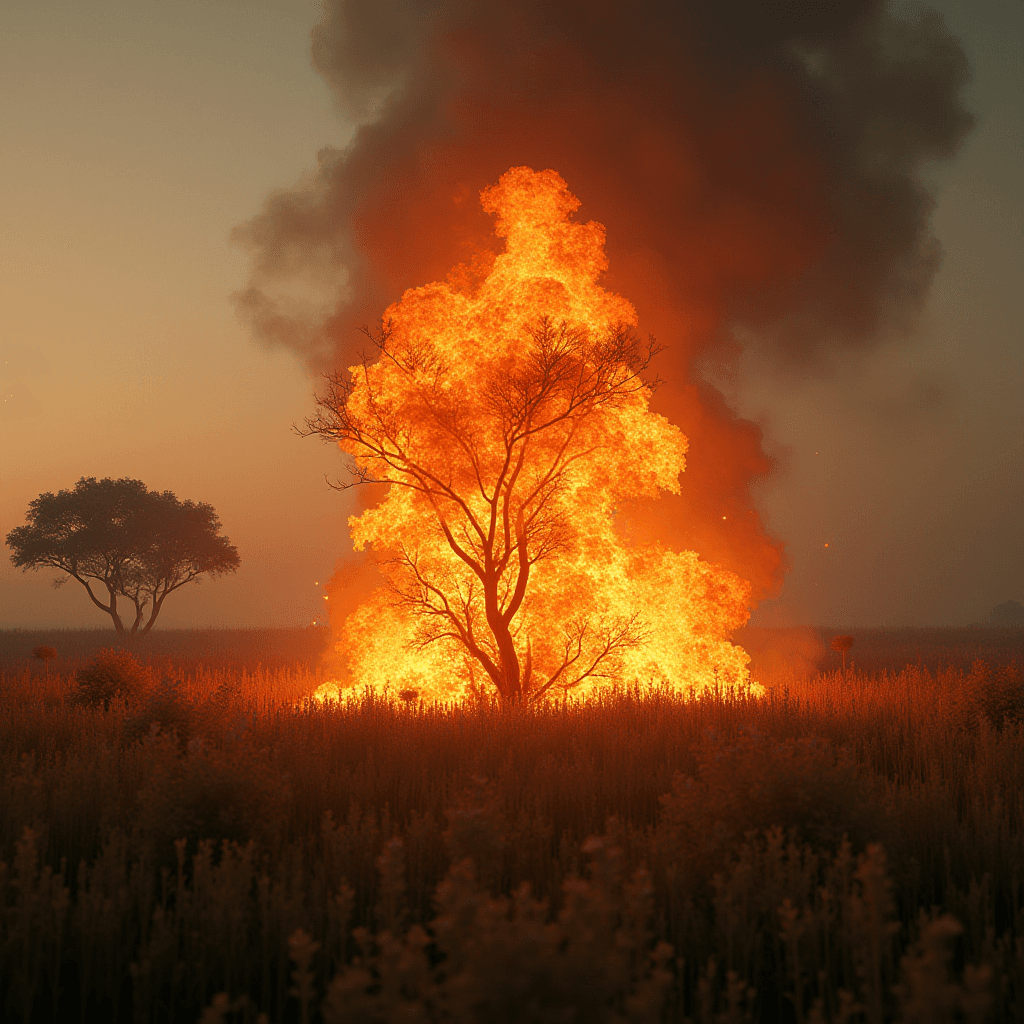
[990,600,1024,628]
[32,645,57,676]
[830,634,854,672]
[6,477,240,635]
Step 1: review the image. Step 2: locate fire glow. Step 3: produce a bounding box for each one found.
[313,168,753,703]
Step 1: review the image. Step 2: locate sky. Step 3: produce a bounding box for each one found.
[744,0,1023,626]
[1,0,1020,631]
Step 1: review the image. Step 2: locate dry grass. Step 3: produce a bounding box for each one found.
[0,631,1021,1022]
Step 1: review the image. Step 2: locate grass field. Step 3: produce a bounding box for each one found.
[0,627,1022,1022]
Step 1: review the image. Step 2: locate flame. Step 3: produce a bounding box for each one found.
[328,167,754,702]
[312,681,341,703]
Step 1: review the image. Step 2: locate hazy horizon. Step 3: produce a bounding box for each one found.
[2,0,1021,632]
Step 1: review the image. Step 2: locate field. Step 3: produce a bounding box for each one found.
[0,627,1022,1023]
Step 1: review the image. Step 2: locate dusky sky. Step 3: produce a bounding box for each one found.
[1,0,1020,630]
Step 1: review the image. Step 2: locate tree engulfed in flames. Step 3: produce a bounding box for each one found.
[310,167,753,703]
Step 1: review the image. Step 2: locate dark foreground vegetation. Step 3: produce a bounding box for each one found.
[0,629,1022,1022]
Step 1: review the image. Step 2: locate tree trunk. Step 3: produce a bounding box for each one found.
[74,574,126,633]
[141,592,166,634]
[128,596,146,634]
[482,583,522,702]
[105,586,126,634]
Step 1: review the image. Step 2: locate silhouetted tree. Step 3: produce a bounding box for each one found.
[830,634,855,672]
[990,600,1024,628]
[6,477,240,635]
[32,645,57,676]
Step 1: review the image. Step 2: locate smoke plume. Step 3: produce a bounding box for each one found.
[233,0,972,602]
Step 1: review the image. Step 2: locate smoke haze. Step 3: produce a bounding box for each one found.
[233,0,973,604]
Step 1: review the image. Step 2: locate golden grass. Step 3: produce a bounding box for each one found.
[0,646,1021,1022]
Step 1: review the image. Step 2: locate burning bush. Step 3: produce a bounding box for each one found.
[74,647,152,707]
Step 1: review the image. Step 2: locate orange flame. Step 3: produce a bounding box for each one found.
[324,167,753,702]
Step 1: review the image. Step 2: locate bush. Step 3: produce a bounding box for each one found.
[1,654,1021,1022]
[74,648,152,707]
[957,660,1024,730]
[316,827,674,1024]
[658,728,892,875]
[134,732,291,865]
[124,674,196,745]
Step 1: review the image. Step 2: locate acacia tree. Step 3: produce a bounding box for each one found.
[303,317,656,703]
[6,477,240,635]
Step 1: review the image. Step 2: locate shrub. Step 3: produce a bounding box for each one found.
[124,674,196,745]
[317,827,674,1024]
[958,660,1024,730]
[134,732,291,865]
[895,913,993,1023]
[658,728,891,876]
[74,647,152,706]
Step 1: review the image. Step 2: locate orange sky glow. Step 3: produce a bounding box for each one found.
[1,0,1020,630]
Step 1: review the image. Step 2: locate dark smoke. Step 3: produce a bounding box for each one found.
[233,0,972,602]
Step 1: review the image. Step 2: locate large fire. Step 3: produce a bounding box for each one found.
[313,167,753,703]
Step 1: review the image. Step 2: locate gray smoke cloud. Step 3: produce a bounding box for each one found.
[233,0,973,598]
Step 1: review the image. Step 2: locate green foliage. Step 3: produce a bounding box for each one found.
[74,647,152,707]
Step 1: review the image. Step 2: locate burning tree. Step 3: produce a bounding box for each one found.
[309,168,752,702]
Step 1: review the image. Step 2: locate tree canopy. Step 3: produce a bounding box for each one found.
[6,477,240,634]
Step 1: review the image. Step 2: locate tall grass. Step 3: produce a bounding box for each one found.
[0,641,1021,1022]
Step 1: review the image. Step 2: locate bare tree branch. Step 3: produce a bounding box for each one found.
[303,317,658,701]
